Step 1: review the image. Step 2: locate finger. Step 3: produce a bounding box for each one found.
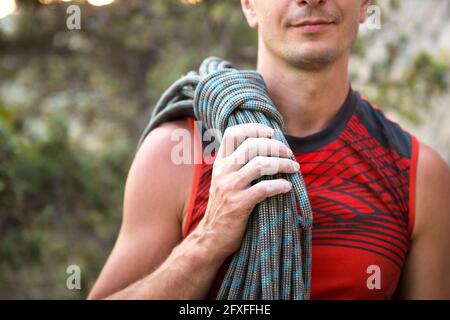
[235,157,299,188]
[243,179,292,206]
[229,138,293,167]
[216,123,275,159]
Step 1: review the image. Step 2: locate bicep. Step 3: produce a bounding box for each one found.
[398,143,450,299]
[88,122,193,299]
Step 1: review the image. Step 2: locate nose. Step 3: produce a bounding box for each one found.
[295,0,324,7]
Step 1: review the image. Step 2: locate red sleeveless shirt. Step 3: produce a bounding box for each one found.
[182,90,419,300]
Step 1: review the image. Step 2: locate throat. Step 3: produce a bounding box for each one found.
[257,48,351,138]
[276,84,351,138]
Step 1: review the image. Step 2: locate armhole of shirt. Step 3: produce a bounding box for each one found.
[183,117,203,239]
[408,134,420,239]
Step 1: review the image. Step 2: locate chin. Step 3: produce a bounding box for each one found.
[282,46,340,70]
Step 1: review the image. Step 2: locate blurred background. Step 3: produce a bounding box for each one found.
[0,0,448,299]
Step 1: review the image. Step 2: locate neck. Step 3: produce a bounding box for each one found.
[257,49,350,138]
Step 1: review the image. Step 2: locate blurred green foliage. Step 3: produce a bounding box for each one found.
[0,0,257,299]
[0,0,448,298]
[0,104,130,298]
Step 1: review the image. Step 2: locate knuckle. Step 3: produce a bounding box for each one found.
[239,138,255,156]
[223,194,240,211]
[223,126,238,143]
[212,161,226,175]
[259,183,271,196]
[261,160,276,175]
[251,158,266,176]
[223,126,234,138]
[215,180,229,194]
[233,170,248,185]
[245,123,261,131]
[267,142,278,155]
[228,176,240,190]
[244,137,257,146]
[253,156,265,168]
[223,194,233,206]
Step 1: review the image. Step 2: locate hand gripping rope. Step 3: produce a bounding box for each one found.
[137,57,313,300]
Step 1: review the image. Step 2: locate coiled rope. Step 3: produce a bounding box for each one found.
[137,57,313,300]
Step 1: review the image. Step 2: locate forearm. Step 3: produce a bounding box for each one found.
[104,230,226,300]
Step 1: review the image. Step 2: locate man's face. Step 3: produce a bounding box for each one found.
[242,0,370,70]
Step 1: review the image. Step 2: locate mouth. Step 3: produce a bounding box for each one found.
[290,19,335,33]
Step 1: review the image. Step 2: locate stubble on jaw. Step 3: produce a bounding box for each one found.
[257,4,360,72]
[281,44,343,71]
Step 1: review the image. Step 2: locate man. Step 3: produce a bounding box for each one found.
[88,0,450,299]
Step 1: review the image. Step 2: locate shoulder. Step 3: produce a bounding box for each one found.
[136,119,192,164]
[354,93,413,158]
[396,142,450,299]
[124,118,197,232]
[413,142,450,238]
[132,119,193,180]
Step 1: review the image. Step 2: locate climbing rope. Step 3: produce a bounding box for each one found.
[137,57,313,300]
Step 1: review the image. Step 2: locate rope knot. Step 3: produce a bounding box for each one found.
[193,58,284,134]
[137,56,313,300]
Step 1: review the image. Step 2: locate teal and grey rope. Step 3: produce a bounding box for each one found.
[137,57,313,300]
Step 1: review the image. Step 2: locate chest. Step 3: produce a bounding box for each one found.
[186,148,411,299]
[301,149,410,298]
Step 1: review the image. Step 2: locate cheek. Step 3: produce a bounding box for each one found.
[336,0,363,23]
[336,2,362,41]
[259,13,284,43]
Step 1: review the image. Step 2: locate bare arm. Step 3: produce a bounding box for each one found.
[88,122,298,299]
[88,120,206,299]
[398,142,450,299]
[104,228,227,299]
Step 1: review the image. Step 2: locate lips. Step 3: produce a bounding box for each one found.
[291,19,334,33]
